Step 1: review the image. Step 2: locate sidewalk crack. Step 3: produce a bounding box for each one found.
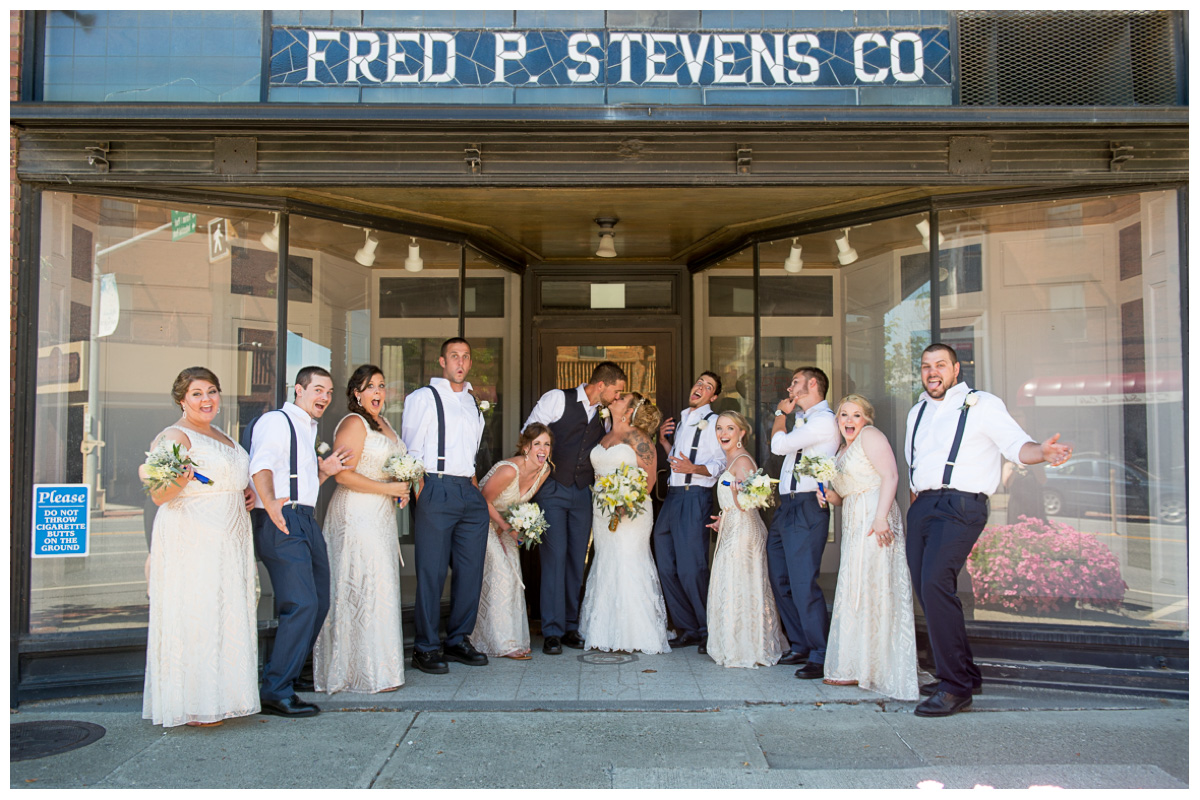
[367,711,420,789]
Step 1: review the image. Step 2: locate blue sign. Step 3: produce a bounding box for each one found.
[32,484,90,558]
[270,27,951,91]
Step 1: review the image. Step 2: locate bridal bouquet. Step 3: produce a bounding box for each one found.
[736,468,779,510]
[504,502,549,550]
[593,463,650,531]
[795,453,838,489]
[142,440,212,492]
[382,453,425,483]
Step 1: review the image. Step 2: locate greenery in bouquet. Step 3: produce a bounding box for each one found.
[593,463,650,532]
[736,468,779,510]
[794,453,838,485]
[142,440,203,493]
[967,517,1127,614]
[504,501,548,550]
[382,453,426,483]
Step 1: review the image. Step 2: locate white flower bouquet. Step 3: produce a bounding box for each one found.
[593,462,650,531]
[382,453,426,483]
[736,468,779,510]
[504,501,548,550]
[142,440,212,492]
[795,453,838,494]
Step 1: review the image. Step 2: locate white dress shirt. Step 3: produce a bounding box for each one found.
[248,402,320,508]
[666,404,725,489]
[770,399,840,495]
[522,384,600,430]
[402,377,485,478]
[904,381,1034,495]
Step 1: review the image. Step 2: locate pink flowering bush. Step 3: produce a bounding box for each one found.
[967,517,1127,613]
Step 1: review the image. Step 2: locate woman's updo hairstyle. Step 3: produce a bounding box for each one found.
[346,364,385,432]
[172,367,221,407]
[625,391,662,440]
[513,423,555,471]
[835,393,876,426]
[717,411,752,443]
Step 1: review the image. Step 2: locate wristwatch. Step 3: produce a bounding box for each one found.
[774,409,786,417]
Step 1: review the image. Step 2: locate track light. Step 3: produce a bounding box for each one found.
[355,229,379,267]
[595,218,618,258]
[404,237,424,272]
[260,213,280,252]
[915,217,945,250]
[783,239,804,273]
[835,228,858,265]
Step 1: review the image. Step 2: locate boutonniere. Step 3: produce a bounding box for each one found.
[960,393,980,411]
[599,408,611,420]
[478,400,491,413]
[315,440,331,457]
[696,419,709,430]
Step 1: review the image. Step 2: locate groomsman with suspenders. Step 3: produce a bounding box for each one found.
[905,343,1072,717]
[402,338,490,675]
[524,361,627,655]
[767,366,840,679]
[655,371,726,653]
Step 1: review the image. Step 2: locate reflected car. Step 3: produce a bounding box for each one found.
[1043,456,1186,525]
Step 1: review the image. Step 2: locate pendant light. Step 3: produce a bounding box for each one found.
[595,218,618,258]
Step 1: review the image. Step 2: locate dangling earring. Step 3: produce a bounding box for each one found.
[736,439,743,449]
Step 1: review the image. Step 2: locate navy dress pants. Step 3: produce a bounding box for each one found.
[535,480,593,638]
[652,486,713,637]
[906,490,989,696]
[766,492,830,663]
[412,475,490,653]
[253,505,330,701]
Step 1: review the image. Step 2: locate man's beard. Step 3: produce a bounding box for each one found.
[924,377,956,399]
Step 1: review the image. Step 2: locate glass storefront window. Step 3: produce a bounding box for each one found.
[939,191,1185,630]
[31,193,278,633]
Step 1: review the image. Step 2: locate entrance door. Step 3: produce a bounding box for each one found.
[535,329,677,414]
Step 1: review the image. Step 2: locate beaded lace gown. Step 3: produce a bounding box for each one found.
[143,426,259,727]
[314,414,405,694]
[468,459,549,656]
[577,443,671,654]
[824,430,919,700]
[706,455,788,668]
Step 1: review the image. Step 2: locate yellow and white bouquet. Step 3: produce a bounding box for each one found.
[382,453,425,483]
[795,453,838,494]
[593,463,650,531]
[736,468,779,510]
[504,502,549,550]
[142,440,211,493]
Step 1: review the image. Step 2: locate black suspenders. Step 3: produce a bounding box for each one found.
[426,386,447,473]
[275,409,300,504]
[909,390,979,489]
[683,411,717,486]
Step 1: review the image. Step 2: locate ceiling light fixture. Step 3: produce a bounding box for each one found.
[835,228,858,265]
[260,212,280,253]
[915,217,945,251]
[595,218,618,258]
[404,237,424,272]
[783,238,804,273]
[355,228,379,267]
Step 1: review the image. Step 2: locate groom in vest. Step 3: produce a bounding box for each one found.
[524,361,627,654]
[767,366,840,679]
[655,371,726,653]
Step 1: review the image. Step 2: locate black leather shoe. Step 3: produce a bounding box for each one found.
[777,651,809,666]
[562,631,586,650]
[915,690,973,717]
[697,639,708,655]
[292,676,315,693]
[794,662,825,680]
[259,694,320,718]
[667,632,703,648]
[920,681,982,697]
[412,649,449,675]
[445,641,489,666]
[542,636,563,655]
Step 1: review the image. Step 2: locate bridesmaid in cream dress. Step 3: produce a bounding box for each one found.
[705,411,788,668]
[820,394,919,701]
[313,365,411,694]
[468,424,553,659]
[141,367,259,728]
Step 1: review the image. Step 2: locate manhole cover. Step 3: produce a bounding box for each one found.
[10,720,107,762]
[578,652,638,665]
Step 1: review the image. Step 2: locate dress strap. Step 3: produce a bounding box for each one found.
[728,452,755,472]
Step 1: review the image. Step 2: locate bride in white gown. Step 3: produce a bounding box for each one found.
[578,392,671,655]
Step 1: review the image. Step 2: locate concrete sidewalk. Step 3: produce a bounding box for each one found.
[9,643,1189,789]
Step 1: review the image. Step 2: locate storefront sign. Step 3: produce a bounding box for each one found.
[32,484,90,558]
[171,211,196,241]
[271,27,950,90]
